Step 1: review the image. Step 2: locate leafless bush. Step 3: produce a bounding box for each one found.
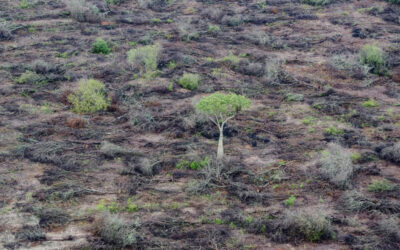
[329,54,370,79]
[375,217,400,249]
[281,207,334,242]
[319,143,354,188]
[66,0,102,23]
[380,142,400,164]
[201,8,224,22]
[0,20,12,40]
[339,190,375,213]
[97,214,140,248]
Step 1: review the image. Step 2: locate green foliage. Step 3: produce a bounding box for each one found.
[67,79,110,114]
[208,25,221,34]
[362,98,380,108]
[387,0,400,4]
[359,44,386,75]
[285,195,296,206]
[303,0,330,6]
[19,0,30,9]
[176,157,210,170]
[92,38,110,54]
[15,71,46,85]
[285,93,304,102]
[367,179,395,192]
[196,92,251,119]
[127,44,159,78]
[350,153,361,163]
[219,52,241,67]
[177,73,200,90]
[324,126,344,136]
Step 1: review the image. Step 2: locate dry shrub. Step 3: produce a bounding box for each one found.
[319,143,354,188]
[66,117,86,128]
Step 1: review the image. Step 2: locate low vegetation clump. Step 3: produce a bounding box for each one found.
[15,71,46,85]
[177,73,201,90]
[67,79,110,114]
[319,143,354,188]
[340,191,375,213]
[359,44,386,75]
[367,179,395,192]
[303,0,331,6]
[127,44,160,78]
[0,20,12,40]
[284,195,296,206]
[97,214,140,248]
[208,25,221,34]
[387,0,400,4]
[281,208,334,242]
[66,0,102,23]
[380,142,400,164]
[176,157,210,170]
[92,38,110,55]
[196,93,251,159]
[362,98,380,108]
[329,54,370,79]
[324,125,344,135]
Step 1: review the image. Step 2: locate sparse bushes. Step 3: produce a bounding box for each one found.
[177,73,200,90]
[66,0,102,23]
[359,44,386,75]
[387,0,400,4]
[92,38,110,55]
[281,208,334,242]
[319,143,354,188]
[97,214,140,248]
[67,79,110,114]
[127,44,160,78]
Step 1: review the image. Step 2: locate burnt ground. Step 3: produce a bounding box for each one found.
[0,0,400,249]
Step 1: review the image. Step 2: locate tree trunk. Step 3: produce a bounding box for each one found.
[217,126,224,160]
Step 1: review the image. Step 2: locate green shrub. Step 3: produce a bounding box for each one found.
[177,73,200,90]
[367,179,395,192]
[15,71,46,84]
[176,157,210,170]
[67,79,110,114]
[284,195,296,206]
[219,52,241,67]
[387,0,400,4]
[303,0,330,6]
[92,38,110,54]
[208,25,221,34]
[127,44,159,78]
[362,98,379,108]
[324,126,344,135]
[359,44,386,75]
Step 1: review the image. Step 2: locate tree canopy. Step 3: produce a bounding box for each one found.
[195,92,251,121]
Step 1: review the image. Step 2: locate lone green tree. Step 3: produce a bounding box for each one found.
[196,92,251,160]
